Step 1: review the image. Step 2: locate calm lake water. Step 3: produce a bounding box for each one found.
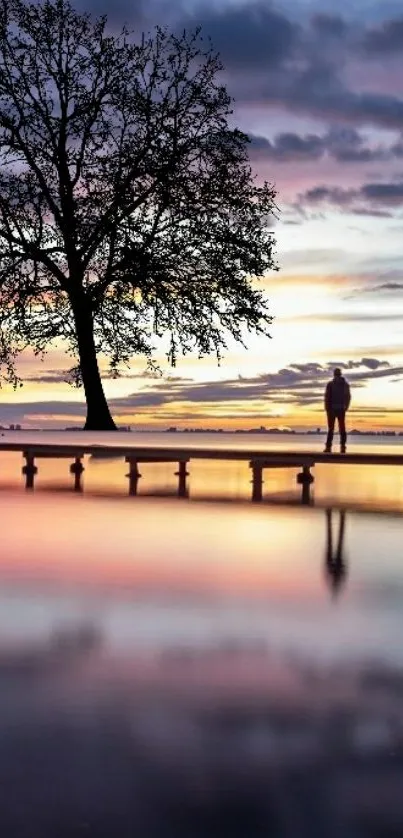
[1,431,403,835]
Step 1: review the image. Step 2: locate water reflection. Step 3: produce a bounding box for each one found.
[324,510,347,598]
[1,632,403,835]
[0,490,403,835]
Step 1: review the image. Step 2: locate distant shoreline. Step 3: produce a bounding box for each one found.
[1,426,401,438]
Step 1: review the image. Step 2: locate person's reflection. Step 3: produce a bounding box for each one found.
[324,509,347,598]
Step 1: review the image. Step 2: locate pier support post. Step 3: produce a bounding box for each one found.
[175,460,189,498]
[126,459,142,496]
[70,457,84,492]
[250,461,264,502]
[22,453,38,490]
[297,465,314,505]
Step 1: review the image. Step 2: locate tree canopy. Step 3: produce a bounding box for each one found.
[0,0,277,429]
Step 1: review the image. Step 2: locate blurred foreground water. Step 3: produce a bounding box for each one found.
[1,432,403,835]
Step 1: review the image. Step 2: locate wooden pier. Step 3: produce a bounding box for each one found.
[1,441,403,503]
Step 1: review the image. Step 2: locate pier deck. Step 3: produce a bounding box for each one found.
[1,440,403,465]
[0,441,402,502]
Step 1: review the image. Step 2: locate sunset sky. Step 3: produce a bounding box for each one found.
[2,0,403,430]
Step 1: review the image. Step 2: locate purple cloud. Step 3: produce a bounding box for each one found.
[250,125,401,165]
[249,133,324,162]
[298,180,403,214]
[183,4,297,70]
[310,14,348,38]
[361,17,403,54]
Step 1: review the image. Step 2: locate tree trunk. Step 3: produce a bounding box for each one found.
[73,303,117,431]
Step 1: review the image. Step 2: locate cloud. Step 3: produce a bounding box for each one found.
[25,369,154,385]
[180,4,298,71]
[328,358,390,371]
[277,77,403,130]
[362,182,403,204]
[366,282,403,293]
[349,406,403,414]
[298,186,356,208]
[298,179,403,215]
[75,0,146,25]
[346,279,403,299]
[350,208,394,218]
[310,14,348,38]
[1,358,401,424]
[25,372,77,385]
[220,13,403,131]
[361,17,403,55]
[48,0,403,160]
[250,125,403,167]
[325,127,391,163]
[391,140,403,158]
[107,358,401,411]
[0,400,87,424]
[249,132,324,163]
[69,3,403,137]
[292,312,403,324]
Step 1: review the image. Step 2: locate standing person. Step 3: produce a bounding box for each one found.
[324,368,351,453]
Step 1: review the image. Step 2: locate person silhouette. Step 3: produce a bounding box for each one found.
[324,368,351,453]
[324,509,347,597]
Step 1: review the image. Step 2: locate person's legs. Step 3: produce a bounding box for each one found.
[325,411,335,451]
[338,412,347,451]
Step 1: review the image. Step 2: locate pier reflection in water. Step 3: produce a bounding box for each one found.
[0,489,403,835]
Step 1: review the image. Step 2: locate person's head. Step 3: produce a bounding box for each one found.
[333,368,342,379]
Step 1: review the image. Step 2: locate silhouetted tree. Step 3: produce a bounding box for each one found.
[0,0,276,429]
